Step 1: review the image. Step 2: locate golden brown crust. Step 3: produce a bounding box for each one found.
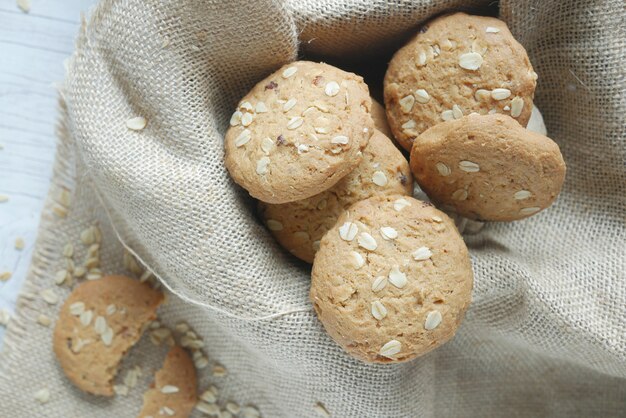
[53,275,163,396]
[410,113,566,221]
[259,130,412,263]
[138,346,197,418]
[384,12,536,151]
[310,195,473,363]
[224,61,374,204]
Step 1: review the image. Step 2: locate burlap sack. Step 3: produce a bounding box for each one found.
[1,0,624,416]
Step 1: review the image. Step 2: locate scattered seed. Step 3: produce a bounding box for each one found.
[229,111,242,126]
[401,120,416,130]
[286,116,304,130]
[212,364,227,377]
[358,232,378,251]
[14,237,25,250]
[441,110,454,121]
[399,95,415,113]
[314,402,331,417]
[80,227,95,245]
[266,219,283,231]
[161,385,179,394]
[436,162,451,176]
[94,316,107,334]
[226,402,241,414]
[0,308,11,326]
[452,104,463,119]
[372,171,388,187]
[196,402,220,415]
[459,52,483,70]
[241,406,261,418]
[393,198,411,212]
[388,266,407,288]
[486,26,500,33]
[37,314,52,327]
[40,289,58,305]
[234,129,251,147]
[62,243,74,258]
[379,340,401,358]
[54,270,68,285]
[412,246,432,261]
[372,276,387,292]
[324,81,340,96]
[520,207,541,215]
[380,226,398,240]
[282,66,298,78]
[510,97,524,117]
[452,189,468,201]
[239,102,253,112]
[256,157,270,175]
[371,300,388,320]
[474,89,491,101]
[160,406,175,416]
[283,98,297,112]
[503,105,511,111]
[491,88,511,100]
[459,160,480,172]
[126,117,147,131]
[338,222,358,241]
[349,251,365,269]
[101,326,114,346]
[33,388,50,404]
[240,112,254,127]
[432,216,443,223]
[0,271,11,282]
[113,385,129,396]
[69,301,85,316]
[52,204,68,218]
[514,190,532,200]
[424,310,442,330]
[414,89,430,103]
[331,135,349,145]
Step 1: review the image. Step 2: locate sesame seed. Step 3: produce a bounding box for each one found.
[234,129,251,147]
[371,276,387,292]
[324,81,340,96]
[161,385,179,394]
[358,232,378,251]
[287,116,304,130]
[401,120,416,130]
[102,326,114,346]
[338,222,358,241]
[452,104,463,119]
[212,364,227,377]
[40,289,58,305]
[486,26,500,33]
[412,246,432,261]
[459,160,480,172]
[371,300,388,320]
[520,207,541,215]
[126,116,147,131]
[256,157,270,175]
[79,310,93,326]
[458,52,483,70]
[474,89,490,101]
[229,111,242,126]
[417,51,427,66]
[196,402,220,415]
[14,237,25,250]
[491,88,511,100]
[282,66,298,78]
[240,112,254,127]
[200,389,217,403]
[314,402,331,417]
[511,97,524,117]
[514,190,532,200]
[388,265,407,288]
[379,340,401,358]
[255,102,268,113]
[161,406,175,416]
[393,198,411,212]
[372,171,388,187]
[349,251,365,269]
[452,189,468,201]
[331,135,349,145]
[414,89,430,103]
[37,314,52,327]
[424,310,442,330]
[436,162,451,176]
[380,226,398,240]
[398,95,415,113]
[69,301,85,316]
[0,271,12,282]
[283,98,297,112]
[441,110,454,121]
[266,219,283,231]
[33,388,50,404]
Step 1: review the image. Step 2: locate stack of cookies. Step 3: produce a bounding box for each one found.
[224,12,566,364]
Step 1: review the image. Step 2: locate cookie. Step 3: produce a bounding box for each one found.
[310,195,473,363]
[138,346,197,418]
[259,129,412,263]
[410,113,566,221]
[384,12,537,151]
[370,98,393,139]
[53,275,163,396]
[224,61,374,204]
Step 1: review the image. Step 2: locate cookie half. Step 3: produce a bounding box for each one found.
[310,195,473,363]
[259,129,412,263]
[53,275,163,396]
[225,61,374,204]
[384,12,537,151]
[410,113,566,221]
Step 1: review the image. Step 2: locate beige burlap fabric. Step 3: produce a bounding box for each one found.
[1,0,625,416]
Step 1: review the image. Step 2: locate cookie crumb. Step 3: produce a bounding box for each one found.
[126,116,147,131]
[33,388,50,404]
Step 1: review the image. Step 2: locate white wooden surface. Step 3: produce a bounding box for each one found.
[0,0,97,344]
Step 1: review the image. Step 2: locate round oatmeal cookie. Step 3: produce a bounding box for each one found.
[410,113,566,221]
[310,195,473,363]
[370,98,393,139]
[224,60,374,204]
[259,129,412,263]
[384,12,537,151]
[138,346,197,418]
[53,275,163,396]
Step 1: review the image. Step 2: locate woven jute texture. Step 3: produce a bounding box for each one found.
[1,0,625,416]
